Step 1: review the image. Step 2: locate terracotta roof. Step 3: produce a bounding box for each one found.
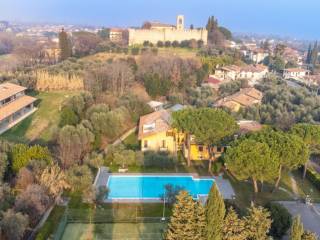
[284,68,308,73]
[253,48,268,54]
[207,77,221,84]
[0,83,26,102]
[0,95,37,121]
[239,88,263,100]
[221,65,241,72]
[138,110,171,140]
[238,120,262,133]
[216,88,263,109]
[231,93,260,107]
[240,64,268,73]
[110,28,124,33]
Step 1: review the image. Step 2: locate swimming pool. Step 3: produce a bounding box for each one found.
[106,175,214,200]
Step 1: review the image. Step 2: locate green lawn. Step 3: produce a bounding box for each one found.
[36,206,66,240]
[122,132,140,150]
[227,169,320,209]
[61,222,166,240]
[157,47,198,58]
[1,91,75,143]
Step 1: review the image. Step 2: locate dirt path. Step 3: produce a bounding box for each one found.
[289,173,300,198]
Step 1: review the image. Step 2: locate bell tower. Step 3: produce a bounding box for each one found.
[176,15,184,30]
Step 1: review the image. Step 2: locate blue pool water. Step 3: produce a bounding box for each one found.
[107,175,214,200]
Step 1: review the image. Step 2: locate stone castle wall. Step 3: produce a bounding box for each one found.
[128,28,208,46]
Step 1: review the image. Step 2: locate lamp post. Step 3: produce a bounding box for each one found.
[162,189,166,221]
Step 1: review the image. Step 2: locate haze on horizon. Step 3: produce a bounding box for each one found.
[0,0,319,40]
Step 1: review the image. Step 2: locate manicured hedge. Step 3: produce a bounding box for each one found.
[305,168,320,191]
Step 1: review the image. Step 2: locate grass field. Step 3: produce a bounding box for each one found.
[1,91,75,143]
[228,169,320,209]
[83,47,198,62]
[36,206,66,240]
[61,222,166,240]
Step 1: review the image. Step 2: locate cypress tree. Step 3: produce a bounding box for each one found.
[302,231,318,240]
[290,216,304,240]
[206,184,225,240]
[196,202,207,240]
[245,206,272,240]
[306,44,312,64]
[59,28,72,61]
[222,207,247,240]
[311,41,319,65]
[165,191,206,240]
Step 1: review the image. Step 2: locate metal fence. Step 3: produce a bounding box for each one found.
[53,207,168,240]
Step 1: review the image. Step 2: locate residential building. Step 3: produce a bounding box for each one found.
[215,88,263,112]
[201,76,223,90]
[282,47,303,66]
[238,65,269,86]
[283,68,310,80]
[109,28,126,43]
[247,49,269,64]
[214,64,268,86]
[137,110,262,162]
[137,109,222,161]
[147,101,164,112]
[214,65,241,81]
[237,120,263,134]
[138,110,184,153]
[128,15,208,46]
[0,83,37,134]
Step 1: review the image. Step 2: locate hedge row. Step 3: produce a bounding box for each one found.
[306,168,320,191]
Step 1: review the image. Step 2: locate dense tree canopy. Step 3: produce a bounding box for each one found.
[238,79,320,129]
[172,108,238,168]
[225,138,279,193]
[249,129,309,189]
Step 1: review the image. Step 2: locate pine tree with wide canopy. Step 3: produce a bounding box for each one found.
[225,138,279,193]
[249,129,309,190]
[172,108,238,170]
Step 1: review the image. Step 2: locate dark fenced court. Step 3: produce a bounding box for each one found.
[54,207,168,240]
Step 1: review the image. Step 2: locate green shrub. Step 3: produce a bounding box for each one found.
[131,47,140,55]
[143,151,177,169]
[265,202,292,239]
[12,144,52,173]
[305,168,320,190]
[59,106,79,127]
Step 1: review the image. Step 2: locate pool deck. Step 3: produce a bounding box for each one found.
[94,167,235,203]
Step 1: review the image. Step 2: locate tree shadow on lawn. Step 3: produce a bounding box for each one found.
[226,173,294,210]
[1,115,33,143]
[91,203,169,239]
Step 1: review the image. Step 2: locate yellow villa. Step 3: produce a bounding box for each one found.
[137,109,224,162]
[138,110,184,153]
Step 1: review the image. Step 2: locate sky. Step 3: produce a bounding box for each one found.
[0,0,319,40]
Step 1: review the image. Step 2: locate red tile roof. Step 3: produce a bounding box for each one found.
[0,83,26,102]
[207,77,221,84]
[138,110,171,140]
[0,95,37,121]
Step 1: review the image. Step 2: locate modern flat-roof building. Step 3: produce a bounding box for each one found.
[0,83,37,134]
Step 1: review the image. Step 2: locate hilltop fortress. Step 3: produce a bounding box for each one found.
[128,15,208,46]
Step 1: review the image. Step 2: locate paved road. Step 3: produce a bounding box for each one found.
[279,201,320,236]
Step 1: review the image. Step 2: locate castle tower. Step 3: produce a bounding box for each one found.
[176,15,184,30]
